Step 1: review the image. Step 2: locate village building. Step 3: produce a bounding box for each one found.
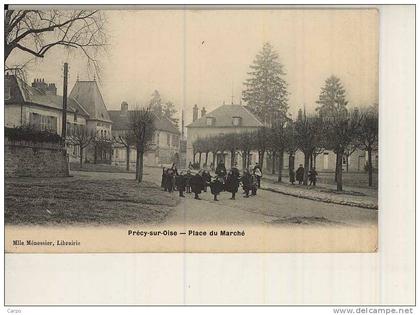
[186,103,264,167]
[5,74,113,164]
[186,102,378,173]
[69,79,113,164]
[109,102,181,168]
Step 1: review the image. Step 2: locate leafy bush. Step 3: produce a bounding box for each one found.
[5,126,63,144]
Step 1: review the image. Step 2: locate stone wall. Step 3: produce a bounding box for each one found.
[5,139,69,178]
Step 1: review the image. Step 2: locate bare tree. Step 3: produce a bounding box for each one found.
[355,105,378,186]
[343,144,357,173]
[5,10,106,75]
[129,108,156,182]
[294,114,323,185]
[323,110,362,191]
[113,130,136,171]
[66,125,95,168]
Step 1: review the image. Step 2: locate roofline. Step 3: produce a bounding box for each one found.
[186,125,262,129]
[6,101,77,114]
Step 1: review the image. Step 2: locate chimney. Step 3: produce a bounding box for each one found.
[121,101,128,116]
[193,104,199,122]
[201,107,206,117]
[32,78,48,94]
[46,83,57,96]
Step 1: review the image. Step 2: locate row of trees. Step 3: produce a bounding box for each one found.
[193,104,378,191]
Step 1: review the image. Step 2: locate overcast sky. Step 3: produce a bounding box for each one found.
[7,8,378,124]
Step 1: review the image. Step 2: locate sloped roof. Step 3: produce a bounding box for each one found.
[186,104,263,128]
[5,75,89,117]
[69,80,111,122]
[108,110,180,134]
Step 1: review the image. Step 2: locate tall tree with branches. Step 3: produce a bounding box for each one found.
[5,10,106,74]
[242,42,289,126]
[355,105,379,186]
[323,109,362,191]
[316,75,348,117]
[129,108,156,182]
[294,114,323,185]
[113,130,136,171]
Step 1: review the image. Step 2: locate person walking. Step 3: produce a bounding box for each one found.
[175,171,186,197]
[185,170,192,193]
[165,167,175,193]
[253,163,262,188]
[161,167,167,191]
[201,170,211,192]
[309,167,318,186]
[289,168,296,185]
[296,164,304,185]
[210,176,224,201]
[241,169,252,198]
[251,170,258,196]
[225,169,240,200]
[190,172,204,200]
[215,160,227,179]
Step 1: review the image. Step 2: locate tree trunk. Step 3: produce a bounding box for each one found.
[126,146,130,171]
[336,151,343,191]
[205,152,209,166]
[289,153,295,171]
[310,153,313,169]
[259,150,265,170]
[272,151,276,174]
[198,152,202,168]
[79,146,83,168]
[242,151,246,170]
[138,151,144,182]
[230,150,235,168]
[94,143,97,164]
[135,149,139,180]
[334,154,339,182]
[303,153,310,185]
[367,148,373,187]
[212,152,216,169]
[313,153,317,169]
[277,149,284,182]
[193,152,196,164]
[346,155,349,173]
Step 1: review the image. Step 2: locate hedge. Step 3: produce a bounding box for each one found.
[5,126,63,144]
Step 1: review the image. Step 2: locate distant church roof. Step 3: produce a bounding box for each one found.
[186,104,263,128]
[69,80,111,122]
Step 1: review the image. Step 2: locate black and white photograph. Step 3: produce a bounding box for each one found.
[4,7,379,253]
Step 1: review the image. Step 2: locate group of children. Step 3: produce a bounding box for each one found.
[161,162,262,201]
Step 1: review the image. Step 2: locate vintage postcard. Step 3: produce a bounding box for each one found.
[4,6,378,253]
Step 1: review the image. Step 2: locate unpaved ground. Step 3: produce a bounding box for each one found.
[5,174,178,225]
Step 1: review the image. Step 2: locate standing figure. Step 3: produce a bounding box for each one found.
[309,167,318,186]
[241,169,253,198]
[202,170,211,192]
[165,168,175,193]
[289,168,296,185]
[215,160,227,179]
[185,170,192,193]
[161,167,167,191]
[296,164,304,185]
[210,176,224,201]
[175,171,186,197]
[253,163,262,188]
[190,172,204,200]
[225,163,240,200]
[251,169,259,196]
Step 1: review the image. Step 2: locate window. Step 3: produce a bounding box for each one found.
[323,152,329,169]
[167,134,170,146]
[115,148,119,159]
[101,130,104,138]
[156,132,160,146]
[342,156,347,165]
[232,117,241,126]
[206,117,215,126]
